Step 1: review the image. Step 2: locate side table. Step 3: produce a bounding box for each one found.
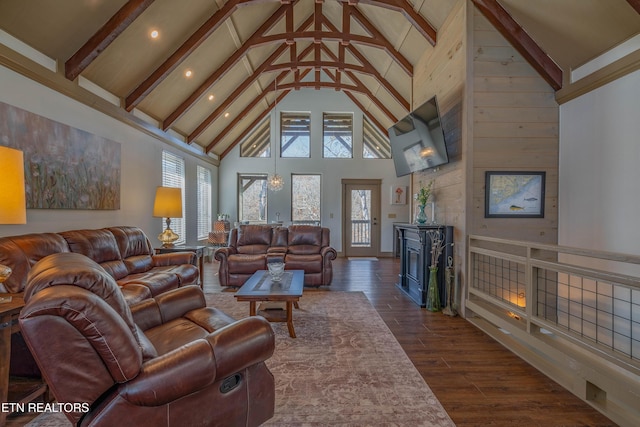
[1,294,48,426]
[154,246,206,288]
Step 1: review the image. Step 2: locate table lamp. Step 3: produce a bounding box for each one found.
[153,186,182,247]
[0,146,27,289]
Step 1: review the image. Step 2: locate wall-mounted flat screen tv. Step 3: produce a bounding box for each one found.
[388,96,449,177]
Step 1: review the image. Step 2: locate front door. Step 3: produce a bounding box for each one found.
[342,180,381,257]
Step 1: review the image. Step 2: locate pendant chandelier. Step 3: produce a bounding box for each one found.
[267,79,284,191]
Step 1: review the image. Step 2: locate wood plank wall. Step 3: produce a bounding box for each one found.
[470,7,559,244]
[410,1,560,315]
[412,0,466,302]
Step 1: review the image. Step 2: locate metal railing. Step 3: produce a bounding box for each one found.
[351,219,371,247]
[467,235,640,425]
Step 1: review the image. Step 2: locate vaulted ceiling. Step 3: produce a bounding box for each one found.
[1,0,638,160]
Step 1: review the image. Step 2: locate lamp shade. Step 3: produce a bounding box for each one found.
[153,187,183,218]
[0,146,27,224]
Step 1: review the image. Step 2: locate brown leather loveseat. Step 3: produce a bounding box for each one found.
[19,252,275,427]
[0,226,198,305]
[215,224,337,288]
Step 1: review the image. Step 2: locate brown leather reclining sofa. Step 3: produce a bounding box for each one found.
[0,226,199,305]
[215,224,337,288]
[19,252,275,426]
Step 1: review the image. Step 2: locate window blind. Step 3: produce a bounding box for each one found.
[197,165,212,240]
[161,151,185,245]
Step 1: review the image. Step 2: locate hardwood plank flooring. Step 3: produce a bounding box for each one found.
[208,256,612,427]
[7,257,616,426]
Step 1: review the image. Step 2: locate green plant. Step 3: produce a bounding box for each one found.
[416,180,434,205]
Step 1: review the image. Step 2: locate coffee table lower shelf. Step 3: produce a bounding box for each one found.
[234,270,304,338]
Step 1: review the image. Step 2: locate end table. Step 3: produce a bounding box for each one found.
[1,295,48,425]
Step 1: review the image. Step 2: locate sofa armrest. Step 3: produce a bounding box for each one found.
[120,339,216,406]
[321,246,338,261]
[121,316,275,406]
[214,246,237,262]
[206,316,275,379]
[152,252,196,267]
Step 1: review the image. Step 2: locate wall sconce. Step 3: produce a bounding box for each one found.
[0,146,27,289]
[153,186,182,247]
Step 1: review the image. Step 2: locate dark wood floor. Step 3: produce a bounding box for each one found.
[8,257,616,426]
[211,256,613,427]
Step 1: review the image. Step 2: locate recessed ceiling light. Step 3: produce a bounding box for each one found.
[185,70,193,78]
[208,94,214,101]
[150,30,159,39]
[224,112,230,118]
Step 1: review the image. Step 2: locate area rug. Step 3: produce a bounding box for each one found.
[26,291,454,426]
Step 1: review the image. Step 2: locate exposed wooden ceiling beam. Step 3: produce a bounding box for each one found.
[322,17,409,111]
[250,31,412,75]
[626,0,640,14]
[218,91,290,159]
[65,0,156,81]
[187,44,289,143]
[320,44,398,120]
[324,67,397,123]
[125,0,244,111]
[208,46,316,154]
[472,0,562,90]
[162,5,303,130]
[347,6,413,75]
[265,60,369,74]
[343,0,437,45]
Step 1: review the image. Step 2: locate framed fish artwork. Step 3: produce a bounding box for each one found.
[485,171,545,218]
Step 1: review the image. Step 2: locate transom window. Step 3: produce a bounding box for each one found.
[281,112,310,158]
[291,174,321,222]
[363,117,391,159]
[238,174,267,222]
[240,117,270,157]
[323,113,353,158]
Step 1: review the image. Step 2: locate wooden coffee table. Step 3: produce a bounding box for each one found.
[234,270,304,338]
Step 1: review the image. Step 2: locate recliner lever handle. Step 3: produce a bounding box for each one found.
[220,373,243,393]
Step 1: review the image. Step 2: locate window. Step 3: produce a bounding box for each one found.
[240,117,271,157]
[161,151,186,245]
[363,117,391,159]
[323,113,352,158]
[196,165,212,240]
[239,174,267,222]
[281,112,310,157]
[291,174,321,222]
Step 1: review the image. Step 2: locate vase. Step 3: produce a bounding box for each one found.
[415,204,428,224]
[425,267,441,312]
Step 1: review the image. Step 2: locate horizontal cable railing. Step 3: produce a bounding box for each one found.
[468,235,640,368]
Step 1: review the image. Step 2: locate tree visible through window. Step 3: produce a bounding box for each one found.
[363,117,391,159]
[281,112,310,157]
[239,174,267,222]
[323,113,352,158]
[291,174,321,221]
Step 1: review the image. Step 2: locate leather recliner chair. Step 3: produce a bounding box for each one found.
[19,252,275,427]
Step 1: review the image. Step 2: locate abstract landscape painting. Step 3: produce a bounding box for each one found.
[0,101,120,210]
